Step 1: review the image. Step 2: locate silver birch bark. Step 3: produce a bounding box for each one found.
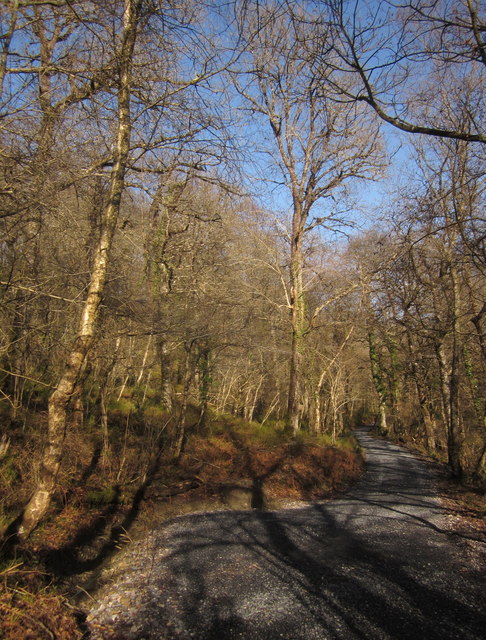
[18,0,141,539]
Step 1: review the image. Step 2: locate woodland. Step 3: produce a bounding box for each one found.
[0,0,484,635]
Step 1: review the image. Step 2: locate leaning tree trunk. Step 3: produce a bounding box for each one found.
[311,367,328,435]
[18,0,141,539]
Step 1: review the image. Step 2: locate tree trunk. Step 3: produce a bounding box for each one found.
[385,335,401,436]
[406,332,436,451]
[174,345,191,461]
[72,393,84,430]
[100,390,110,464]
[288,324,303,435]
[448,264,463,477]
[287,224,305,435]
[435,341,451,431]
[196,345,210,426]
[448,331,463,477]
[474,442,486,478]
[309,393,318,434]
[247,375,263,423]
[18,0,141,539]
[136,335,152,385]
[368,332,389,435]
[311,366,328,435]
[419,391,437,452]
[463,343,486,472]
[470,303,486,364]
[156,337,173,412]
[0,0,18,97]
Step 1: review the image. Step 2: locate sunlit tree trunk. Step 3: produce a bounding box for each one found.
[154,337,172,411]
[287,222,305,435]
[311,367,328,435]
[18,0,141,539]
[174,343,192,461]
[435,340,451,433]
[136,335,152,386]
[368,332,388,435]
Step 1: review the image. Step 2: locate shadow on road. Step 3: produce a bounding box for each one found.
[151,501,484,640]
[88,430,486,640]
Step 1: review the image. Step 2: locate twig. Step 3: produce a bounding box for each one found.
[0,367,53,388]
[74,585,98,604]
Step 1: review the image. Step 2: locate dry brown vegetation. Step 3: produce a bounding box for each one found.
[0,584,83,640]
[182,429,362,501]
[0,410,363,639]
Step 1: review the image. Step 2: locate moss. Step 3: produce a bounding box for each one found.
[108,397,136,414]
[86,486,118,506]
[1,457,19,485]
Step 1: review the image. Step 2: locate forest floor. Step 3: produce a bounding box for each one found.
[86,427,486,640]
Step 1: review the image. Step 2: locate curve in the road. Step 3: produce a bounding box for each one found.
[87,428,486,640]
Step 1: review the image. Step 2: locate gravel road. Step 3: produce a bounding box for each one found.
[87,428,486,639]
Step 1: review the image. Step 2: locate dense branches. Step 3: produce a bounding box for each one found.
[310,0,486,143]
[233,2,382,433]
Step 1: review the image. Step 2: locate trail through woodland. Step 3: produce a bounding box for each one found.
[87,428,486,639]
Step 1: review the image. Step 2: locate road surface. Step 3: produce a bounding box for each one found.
[87,428,485,639]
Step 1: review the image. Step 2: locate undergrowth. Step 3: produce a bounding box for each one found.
[182,423,362,501]
[0,559,84,639]
[0,404,364,639]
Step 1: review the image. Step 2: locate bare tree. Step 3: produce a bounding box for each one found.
[233,3,382,433]
[313,0,486,144]
[354,124,485,477]
[0,0,233,537]
[0,0,19,97]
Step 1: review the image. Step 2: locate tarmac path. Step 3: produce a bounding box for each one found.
[87,428,485,639]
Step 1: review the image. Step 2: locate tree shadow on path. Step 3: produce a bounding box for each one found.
[87,429,486,639]
[151,499,485,640]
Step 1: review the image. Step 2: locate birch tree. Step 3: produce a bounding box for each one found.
[3,0,230,537]
[17,0,143,539]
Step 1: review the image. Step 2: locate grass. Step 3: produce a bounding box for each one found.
[0,579,83,640]
[86,486,119,506]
